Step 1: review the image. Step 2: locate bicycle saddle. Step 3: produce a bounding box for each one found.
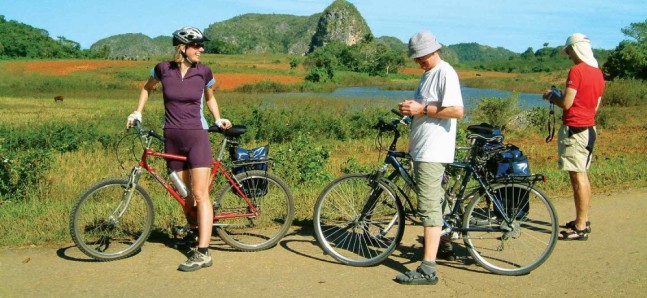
[208,124,247,137]
[467,123,501,137]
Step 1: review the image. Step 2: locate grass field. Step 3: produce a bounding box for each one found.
[1,55,645,247]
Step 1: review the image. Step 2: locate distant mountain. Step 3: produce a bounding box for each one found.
[308,0,372,52]
[447,42,517,63]
[203,0,372,55]
[203,13,320,55]
[376,36,407,53]
[90,33,173,59]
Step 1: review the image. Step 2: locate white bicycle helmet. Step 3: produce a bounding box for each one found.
[172,26,209,46]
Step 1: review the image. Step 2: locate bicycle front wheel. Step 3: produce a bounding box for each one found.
[463,183,558,275]
[69,178,154,261]
[214,170,294,251]
[313,174,405,267]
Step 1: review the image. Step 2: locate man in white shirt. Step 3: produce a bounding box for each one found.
[395,30,464,285]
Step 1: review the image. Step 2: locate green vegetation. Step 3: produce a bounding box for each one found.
[461,45,610,73]
[470,94,522,131]
[304,37,405,80]
[0,16,98,59]
[603,19,647,80]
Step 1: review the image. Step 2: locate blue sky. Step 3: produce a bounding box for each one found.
[1,0,645,53]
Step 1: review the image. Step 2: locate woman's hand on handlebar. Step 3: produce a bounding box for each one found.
[215,118,232,129]
[126,111,142,129]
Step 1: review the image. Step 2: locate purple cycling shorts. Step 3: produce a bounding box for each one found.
[164,129,213,171]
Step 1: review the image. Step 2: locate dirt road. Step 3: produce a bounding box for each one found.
[1,188,646,297]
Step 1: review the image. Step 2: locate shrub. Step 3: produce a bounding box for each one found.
[271,133,332,184]
[469,93,521,131]
[341,157,371,174]
[0,149,52,201]
[602,79,647,107]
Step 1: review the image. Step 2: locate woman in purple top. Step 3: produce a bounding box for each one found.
[126,26,231,272]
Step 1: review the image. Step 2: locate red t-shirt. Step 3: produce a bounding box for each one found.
[563,62,605,127]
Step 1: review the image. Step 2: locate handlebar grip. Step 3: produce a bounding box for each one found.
[391,108,411,125]
[148,130,164,141]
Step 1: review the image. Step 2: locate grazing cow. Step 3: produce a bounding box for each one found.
[54,96,64,103]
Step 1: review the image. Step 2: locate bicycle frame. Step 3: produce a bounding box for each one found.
[129,127,260,224]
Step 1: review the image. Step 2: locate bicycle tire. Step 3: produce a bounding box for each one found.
[69,178,154,261]
[462,183,558,275]
[214,170,294,251]
[313,174,405,267]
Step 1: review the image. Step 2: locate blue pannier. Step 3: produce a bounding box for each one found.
[491,147,530,178]
[231,145,269,197]
[487,145,531,219]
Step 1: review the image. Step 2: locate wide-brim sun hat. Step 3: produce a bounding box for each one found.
[408,31,442,59]
[563,33,599,68]
[562,33,590,53]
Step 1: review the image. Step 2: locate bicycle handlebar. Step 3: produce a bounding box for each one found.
[374,109,410,132]
[130,120,164,142]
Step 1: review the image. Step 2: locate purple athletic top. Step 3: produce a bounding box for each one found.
[151,61,216,129]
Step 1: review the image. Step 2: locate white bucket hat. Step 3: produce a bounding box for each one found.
[408,31,442,59]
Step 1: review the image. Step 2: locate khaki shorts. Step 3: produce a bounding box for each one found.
[557,125,596,172]
[413,162,446,227]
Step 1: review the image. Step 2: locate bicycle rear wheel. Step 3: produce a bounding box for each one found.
[214,170,294,251]
[313,174,405,267]
[462,183,558,275]
[69,178,154,261]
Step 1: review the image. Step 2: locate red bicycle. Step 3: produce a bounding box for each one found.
[69,122,294,261]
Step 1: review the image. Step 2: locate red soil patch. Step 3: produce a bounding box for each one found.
[213,72,303,90]
[219,63,303,71]
[4,60,139,76]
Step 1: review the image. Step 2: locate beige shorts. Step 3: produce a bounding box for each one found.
[413,162,446,227]
[557,125,596,172]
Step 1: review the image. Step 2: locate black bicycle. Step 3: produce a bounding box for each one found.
[313,110,558,275]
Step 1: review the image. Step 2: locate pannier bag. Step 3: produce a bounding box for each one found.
[468,122,531,220]
[486,144,531,220]
[487,145,530,178]
[231,145,269,197]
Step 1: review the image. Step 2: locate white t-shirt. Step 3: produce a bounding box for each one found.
[409,60,464,163]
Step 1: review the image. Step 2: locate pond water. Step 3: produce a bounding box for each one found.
[272,86,544,110]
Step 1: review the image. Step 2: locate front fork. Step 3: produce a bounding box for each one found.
[109,166,143,223]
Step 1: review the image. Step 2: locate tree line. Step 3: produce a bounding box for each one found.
[0,16,106,59]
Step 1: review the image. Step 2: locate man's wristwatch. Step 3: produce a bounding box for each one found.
[422,104,429,116]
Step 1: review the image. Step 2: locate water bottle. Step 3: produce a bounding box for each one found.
[169,171,189,198]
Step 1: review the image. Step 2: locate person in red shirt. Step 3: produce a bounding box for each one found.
[543,33,605,241]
